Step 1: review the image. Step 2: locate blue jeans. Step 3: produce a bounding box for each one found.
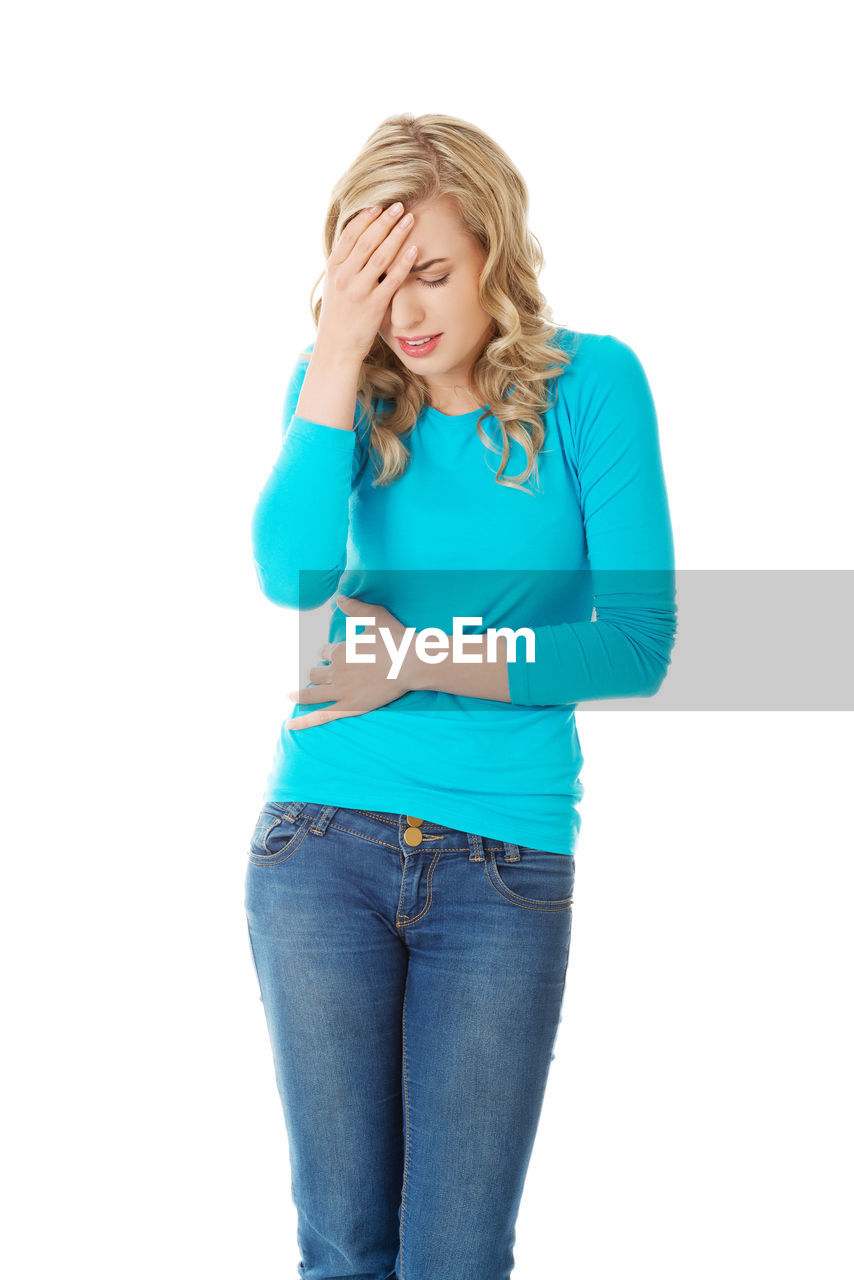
[244,800,576,1280]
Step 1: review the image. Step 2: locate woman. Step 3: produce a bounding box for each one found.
[246,112,676,1280]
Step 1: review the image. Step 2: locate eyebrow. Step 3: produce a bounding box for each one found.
[409,257,450,273]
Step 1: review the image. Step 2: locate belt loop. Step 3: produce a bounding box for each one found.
[281,801,306,824]
[503,841,521,863]
[468,831,484,862]
[308,805,338,836]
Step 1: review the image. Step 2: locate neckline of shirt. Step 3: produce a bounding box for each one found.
[420,403,489,424]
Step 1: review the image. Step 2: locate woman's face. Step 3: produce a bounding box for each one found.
[377,195,495,414]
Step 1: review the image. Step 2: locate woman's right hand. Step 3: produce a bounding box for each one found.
[315,203,417,366]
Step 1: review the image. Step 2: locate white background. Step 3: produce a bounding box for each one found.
[3,1,852,1276]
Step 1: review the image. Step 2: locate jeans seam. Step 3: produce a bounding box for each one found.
[397,847,444,925]
[400,969,411,1280]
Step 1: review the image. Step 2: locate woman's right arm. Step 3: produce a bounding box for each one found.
[293,343,362,433]
[250,348,363,610]
[250,201,419,610]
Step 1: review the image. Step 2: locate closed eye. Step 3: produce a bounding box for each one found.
[421,275,449,288]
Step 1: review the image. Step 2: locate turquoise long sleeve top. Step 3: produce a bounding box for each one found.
[251,327,677,855]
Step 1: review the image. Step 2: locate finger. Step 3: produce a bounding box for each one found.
[328,205,384,266]
[288,686,334,705]
[286,711,320,730]
[307,665,334,685]
[376,238,418,295]
[355,203,414,280]
[364,217,416,286]
[286,706,350,730]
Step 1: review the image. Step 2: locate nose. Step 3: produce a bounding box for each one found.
[387,291,426,330]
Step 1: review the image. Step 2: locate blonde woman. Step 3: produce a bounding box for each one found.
[246,112,677,1280]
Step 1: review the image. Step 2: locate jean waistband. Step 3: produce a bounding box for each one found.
[275,800,526,864]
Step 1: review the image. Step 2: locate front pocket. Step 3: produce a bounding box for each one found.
[484,846,575,911]
[248,803,311,863]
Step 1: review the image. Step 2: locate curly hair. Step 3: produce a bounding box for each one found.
[301,113,578,494]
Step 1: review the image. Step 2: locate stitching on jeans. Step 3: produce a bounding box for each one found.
[400,969,411,1279]
[349,810,527,859]
[353,810,453,835]
[483,850,574,912]
[398,847,444,926]
[248,817,312,864]
[328,822,400,851]
[413,845,469,853]
[332,821,474,854]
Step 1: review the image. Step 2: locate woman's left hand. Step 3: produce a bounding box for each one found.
[286,595,415,730]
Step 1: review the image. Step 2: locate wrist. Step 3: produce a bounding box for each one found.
[400,639,424,693]
[311,339,365,376]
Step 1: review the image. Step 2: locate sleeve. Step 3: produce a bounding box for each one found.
[507,335,677,706]
[250,344,366,610]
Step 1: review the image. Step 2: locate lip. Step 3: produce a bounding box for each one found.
[397,333,442,356]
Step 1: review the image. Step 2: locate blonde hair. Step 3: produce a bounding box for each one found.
[303,113,577,494]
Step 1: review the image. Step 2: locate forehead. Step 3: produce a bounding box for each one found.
[404,196,469,249]
[404,213,482,272]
